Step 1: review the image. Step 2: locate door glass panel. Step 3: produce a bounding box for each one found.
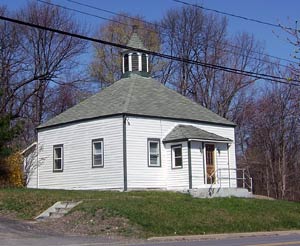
[206,144,215,184]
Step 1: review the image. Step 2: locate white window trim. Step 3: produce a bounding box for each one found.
[138,52,142,71]
[92,139,104,168]
[147,138,161,167]
[128,53,132,72]
[146,54,149,72]
[122,56,125,73]
[53,144,63,172]
[171,144,183,169]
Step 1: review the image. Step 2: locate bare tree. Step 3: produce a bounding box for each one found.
[0,1,88,145]
[17,1,87,125]
[241,80,300,200]
[160,6,267,119]
[280,20,300,81]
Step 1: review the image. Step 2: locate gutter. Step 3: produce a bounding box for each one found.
[163,138,232,144]
[37,113,236,131]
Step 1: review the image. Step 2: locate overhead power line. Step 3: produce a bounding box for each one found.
[36,0,144,31]
[58,0,298,67]
[37,0,159,35]
[173,0,296,32]
[0,15,299,87]
[66,0,163,29]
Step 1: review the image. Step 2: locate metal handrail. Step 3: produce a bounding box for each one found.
[213,168,253,192]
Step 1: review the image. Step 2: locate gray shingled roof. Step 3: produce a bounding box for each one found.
[163,125,232,143]
[123,32,147,52]
[38,74,235,129]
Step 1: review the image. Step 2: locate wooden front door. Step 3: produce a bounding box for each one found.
[206,144,215,184]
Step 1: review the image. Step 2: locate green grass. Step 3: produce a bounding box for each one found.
[1,188,300,237]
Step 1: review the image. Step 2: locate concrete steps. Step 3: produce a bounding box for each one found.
[35,201,82,220]
[189,188,253,198]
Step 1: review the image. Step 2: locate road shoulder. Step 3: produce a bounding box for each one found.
[148,230,300,242]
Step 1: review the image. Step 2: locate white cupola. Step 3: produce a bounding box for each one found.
[121,28,149,78]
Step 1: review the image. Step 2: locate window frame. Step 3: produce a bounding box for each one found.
[53,144,64,172]
[142,53,148,72]
[131,52,139,71]
[171,144,183,169]
[147,138,161,167]
[124,54,129,72]
[92,138,104,168]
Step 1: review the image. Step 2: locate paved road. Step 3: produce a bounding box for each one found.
[1,216,300,246]
[148,235,300,246]
[0,216,121,246]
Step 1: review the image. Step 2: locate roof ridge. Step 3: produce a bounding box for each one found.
[122,77,136,112]
[152,81,233,124]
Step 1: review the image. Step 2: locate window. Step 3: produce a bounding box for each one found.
[53,144,63,172]
[148,139,161,167]
[142,54,147,72]
[92,139,104,167]
[172,145,182,168]
[131,53,139,71]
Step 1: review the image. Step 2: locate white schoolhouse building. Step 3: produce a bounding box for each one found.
[26,32,252,196]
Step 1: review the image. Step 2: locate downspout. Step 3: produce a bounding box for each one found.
[188,140,192,189]
[122,114,128,191]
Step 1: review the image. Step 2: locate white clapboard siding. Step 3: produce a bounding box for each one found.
[26,148,38,188]
[191,141,204,188]
[33,114,236,190]
[126,117,167,189]
[165,141,189,189]
[215,143,230,187]
[126,116,236,190]
[37,116,123,190]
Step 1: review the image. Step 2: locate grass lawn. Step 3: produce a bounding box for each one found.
[1,188,300,237]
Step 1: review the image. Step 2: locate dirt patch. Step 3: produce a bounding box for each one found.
[0,210,18,219]
[37,209,143,239]
[0,206,144,239]
[253,195,275,200]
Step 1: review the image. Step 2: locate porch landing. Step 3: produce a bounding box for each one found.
[188,188,253,198]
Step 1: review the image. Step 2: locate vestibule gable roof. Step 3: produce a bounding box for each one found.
[38,74,235,129]
[163,124,232,143]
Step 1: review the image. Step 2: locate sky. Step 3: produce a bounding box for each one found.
[1,0,300,66]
